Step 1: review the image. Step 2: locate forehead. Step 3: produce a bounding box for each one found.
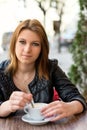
[18,29,41,42]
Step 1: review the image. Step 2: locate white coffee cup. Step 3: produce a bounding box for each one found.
[24,103,47,121]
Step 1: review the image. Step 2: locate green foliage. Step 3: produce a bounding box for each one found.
[68,0,87,100]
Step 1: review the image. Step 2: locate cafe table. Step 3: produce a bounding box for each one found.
[0,108,87,130]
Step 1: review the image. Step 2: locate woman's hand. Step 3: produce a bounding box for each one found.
[41,100,83,121]
[9,91,32,112]
[0,91,32,117]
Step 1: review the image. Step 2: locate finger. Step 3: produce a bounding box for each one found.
[10,99,26,107]
[48,100,61,107]
[41,101,61,112]
[50,113,66,122]
[10,91,32,102]
[42,107,61,118]
[41,103,60,114]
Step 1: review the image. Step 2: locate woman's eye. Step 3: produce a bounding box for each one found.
[19,40,25,44]
[32,42,40,46]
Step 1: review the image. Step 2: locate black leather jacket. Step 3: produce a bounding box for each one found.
[0,59,86,111]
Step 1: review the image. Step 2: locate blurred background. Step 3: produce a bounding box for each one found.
[0,0,80,72]
[0,0,79,51]
[0,0,87,100]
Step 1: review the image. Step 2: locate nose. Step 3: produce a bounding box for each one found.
[24,44,31,52]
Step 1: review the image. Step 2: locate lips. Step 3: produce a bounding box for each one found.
[22,55,32,58]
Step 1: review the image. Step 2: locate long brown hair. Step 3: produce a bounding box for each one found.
[6,19,49,79]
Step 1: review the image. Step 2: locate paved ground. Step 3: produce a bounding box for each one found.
[49,47,73,75]
[0,47,73,75]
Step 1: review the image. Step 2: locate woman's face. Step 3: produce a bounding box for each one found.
[15,29,41,65]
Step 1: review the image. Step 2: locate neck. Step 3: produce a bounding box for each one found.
[17,62,35,74]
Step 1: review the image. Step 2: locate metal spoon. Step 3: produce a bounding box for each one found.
[26,86,35,108]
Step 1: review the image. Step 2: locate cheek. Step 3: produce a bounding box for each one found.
[15,45,18,54]
[15,43,23,52]
[15,44,21,58]
[33,48,41,60]
[15,47,19,59]
[36,48,41,57]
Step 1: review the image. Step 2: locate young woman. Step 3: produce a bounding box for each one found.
[0,19,86,121]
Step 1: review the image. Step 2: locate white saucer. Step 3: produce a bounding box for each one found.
[22,114,53,125]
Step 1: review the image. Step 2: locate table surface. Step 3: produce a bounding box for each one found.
[0,109,87,130]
